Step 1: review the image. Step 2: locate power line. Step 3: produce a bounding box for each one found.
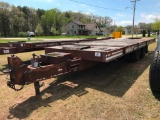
[110,0,130,7]
[139,0,148,8]
[137,3,146,11]
[69,0,126,11]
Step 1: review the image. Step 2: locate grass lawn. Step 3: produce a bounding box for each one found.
[0,35,102,43]
[0,34,157,43]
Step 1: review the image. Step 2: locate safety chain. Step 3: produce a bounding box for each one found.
[7,81,24,91]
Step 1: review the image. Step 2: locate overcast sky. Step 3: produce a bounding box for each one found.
[2,0,160,26]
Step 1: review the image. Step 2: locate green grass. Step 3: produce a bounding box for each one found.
[0,39,27,43]
[36,35,99,39]
[0,35,103,43]
[150,35,158,38]
[0,35,156,43]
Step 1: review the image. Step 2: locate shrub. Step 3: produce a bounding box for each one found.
[18,32,27,37]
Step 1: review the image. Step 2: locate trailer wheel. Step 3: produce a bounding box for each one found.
[129,49,141,62]
[140,47,147,58]
[118,54,129,61]
[145,46,148,53]
[149,50,160,93]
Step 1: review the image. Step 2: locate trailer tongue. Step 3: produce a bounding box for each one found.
[3,37,156,95]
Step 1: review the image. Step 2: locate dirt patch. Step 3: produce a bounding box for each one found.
[1,43,160,120]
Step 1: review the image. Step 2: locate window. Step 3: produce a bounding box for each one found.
[96,26,97,28]
[72,25,74,28]
[75,31,76,34]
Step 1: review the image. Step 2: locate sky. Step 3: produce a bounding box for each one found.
[2,0,160,26]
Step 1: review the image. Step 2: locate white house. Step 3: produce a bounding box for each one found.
[85,23,101,35]
[66,21,101,36]
[123,27,132,34]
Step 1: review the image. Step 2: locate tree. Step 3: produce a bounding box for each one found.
[116,26,123,32]
[50,27,58,35]
[37,8,45,23]
[108,25,117,33]
[152,18,160,31]
[9,6,25,36]
[0,1,128,37]
[41,9,63,35]
[138,22,152,31]
[0,2,10,37]
[138,22,147,30]
[35,23,43,36]
[134,25,139,34]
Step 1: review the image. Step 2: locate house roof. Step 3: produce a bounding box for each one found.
[85,23,98,31]
[100,28,106,31]
[100,27,109,33]
[73,21,85,25]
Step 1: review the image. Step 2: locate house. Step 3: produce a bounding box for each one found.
[66,21,101,36]
[123,27,132,34]
[100,27,109,35]
[85,23,101,35]
[123,27,141,34]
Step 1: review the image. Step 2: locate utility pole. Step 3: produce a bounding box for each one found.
[113,20,116,31]
[131,0,139,38]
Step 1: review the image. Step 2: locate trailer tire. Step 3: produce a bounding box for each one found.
[146,46,148,53]
[140,47,147,58]
[129,49,141,62]
[118,54,129,61]
[149,50,160,93]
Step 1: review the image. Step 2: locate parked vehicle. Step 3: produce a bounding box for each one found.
[61,33,67,36]
[151,32,156,35]
[97,32,105,36]
[27,31,35,37]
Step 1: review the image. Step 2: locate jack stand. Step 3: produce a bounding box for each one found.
[34,82,44,95]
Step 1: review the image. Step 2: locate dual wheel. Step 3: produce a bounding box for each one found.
[120,46,148,62]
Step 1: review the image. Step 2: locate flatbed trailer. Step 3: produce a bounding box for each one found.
[3,37,155,96]
[0,37,113,55]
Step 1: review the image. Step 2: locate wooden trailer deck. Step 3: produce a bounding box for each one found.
[45,38,155,63]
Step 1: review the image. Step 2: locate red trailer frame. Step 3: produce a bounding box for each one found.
[3,37,156,95]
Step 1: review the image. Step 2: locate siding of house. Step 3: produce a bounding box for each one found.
[85,23,101,35]
[66,22,79,35]
[123,27,131,34]
[90,25,100,35]
[66,21,100,36]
